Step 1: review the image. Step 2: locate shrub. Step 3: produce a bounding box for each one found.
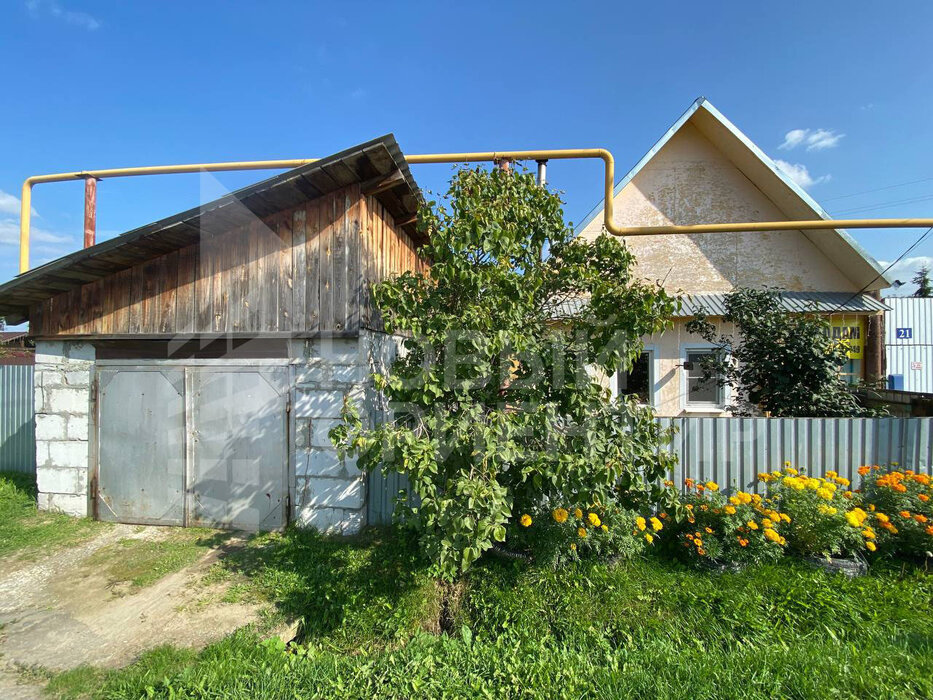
[859,465,933,559]
[505,500,659,567]
[667,479,786,566]
[758,465,869,558]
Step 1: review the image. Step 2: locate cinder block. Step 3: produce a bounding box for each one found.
[37,466,87,495]
[38,492,88,518]
[330,365,360,384]
[304,476,363,509]
[34,340,65,365]
[311,418,343,447]
[308,448,342,477]
[64,370,90,388]
[312,338,360,365]
[65,343,95,362]
[295,505,363,535]
[48,441,89,469]
[66,415,89,441]
[295,363,330,385]
[48,387,89,415]
[293,390,345,419]
[35,414,66,441]
[35,439,50,468]
[34,386,47,413]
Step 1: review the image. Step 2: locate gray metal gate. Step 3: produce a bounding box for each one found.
[96,365,287,530]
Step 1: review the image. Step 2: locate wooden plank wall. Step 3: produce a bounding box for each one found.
[35,184,427,337]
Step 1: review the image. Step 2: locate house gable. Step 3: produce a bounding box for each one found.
[578,99,888,295]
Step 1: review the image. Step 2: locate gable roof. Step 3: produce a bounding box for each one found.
[577,98,889,292]
[0,134,422,325]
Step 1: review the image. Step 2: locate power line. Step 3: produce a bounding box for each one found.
[835,193,933,215]
[822,176,933,202]
[830,225,933,314]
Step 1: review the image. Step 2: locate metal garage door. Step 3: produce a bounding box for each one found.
[96,365,287,530]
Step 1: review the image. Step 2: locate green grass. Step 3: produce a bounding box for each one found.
[83,528,229,590]
[42,527,933,699]
[0,470,107,559]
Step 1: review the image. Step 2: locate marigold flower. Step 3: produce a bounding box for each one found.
[738,537,749,547]
[705,481,719,492]
[762,518,773,528]
[570,543,577,551]
[724,506,737,515]
[601,524,608,533]
[553,508,569,523]
[862,529,875,539]
[747,520,759,530]
[763,528,781,543]
[875,512,890,523]
[644,533,654,544]
[650,517,663,532]
[704,527,713,534]
[697,548,707,556]
[899,510,911,519]
[587,512,601,528]
[577,527,587,538]
[920,494,930,502]
[574,508,583,520]
[866,541,877,552]
[843,491,853,499]
[636,516,646,531]
[520,514,532,527]
[693,538,703,546]
[816,487,834,500]
[858,466,871,476]
[835,477,850,487]
[780,513,792,523]
[914,514,928,524]
[926,525,933,536]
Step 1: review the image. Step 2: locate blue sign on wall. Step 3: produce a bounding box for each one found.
[896,327,913,340]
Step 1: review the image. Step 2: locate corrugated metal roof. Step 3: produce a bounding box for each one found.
[545,291,885,321]
[677,292,887,317]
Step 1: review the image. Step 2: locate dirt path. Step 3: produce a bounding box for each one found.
[0,525,267,695]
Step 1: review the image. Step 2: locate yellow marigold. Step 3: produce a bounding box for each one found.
[553,508,569,524]
[806,478,821,490]
[577,527,587,538]
[763,528,782,543]
[835,477,850,487]
[845,508,868,527]
[866,540,877,552]
[751,493,763,504]
[601,524,608,533]
[862,528,876,539]
[747,520,759,530]
[785,466,797,475]
[650,517,663,532]
[644,533,654,544]
[520,514,532,527]
[705,481,720,492]
[816,487,834,501]
[762,518,773,528]
[875,512,890,523]
[587,512,601,528]
[826,470,838,479]
[780,513,792,523]
[693,537,703,546]
[725,506,737,515]
[697,547,707,556]
[636,517,647,531]
[570,543,577,551]
[704,526,714,534]
[574,508,583,520]
[843,491,853,499]
[818,505,837,516]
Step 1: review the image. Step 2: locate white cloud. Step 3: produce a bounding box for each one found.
[774,159,831,189]
[878,256,933,294]
[0,189,39,217]
[779,129,809,150]
[25,0,101,30]
[778,128,844,151]
[0,217,73,247]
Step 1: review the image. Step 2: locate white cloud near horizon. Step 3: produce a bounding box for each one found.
[878,256,933,294]
[25,0,101,31]
[779,128,844,152]
[774,159,831,188]
[0,189,39,218]
[0,217,73,246]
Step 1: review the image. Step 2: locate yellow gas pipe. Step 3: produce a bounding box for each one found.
[18,149,933,274]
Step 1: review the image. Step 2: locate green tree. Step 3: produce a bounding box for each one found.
[912,266,932,298]
[333,167,677,578]
[686,288,873,417]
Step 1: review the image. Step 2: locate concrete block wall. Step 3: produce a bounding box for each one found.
[290,331,397,535]
[34,340,93,517]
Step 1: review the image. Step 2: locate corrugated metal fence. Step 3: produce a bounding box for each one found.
[367,416,933,524]
[0,364,35,474]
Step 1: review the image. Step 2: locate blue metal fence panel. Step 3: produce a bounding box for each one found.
[0,364,35,474]
[367,417,933,523]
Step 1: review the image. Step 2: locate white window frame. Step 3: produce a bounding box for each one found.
[615,345,657,408]
[680,343,729,412]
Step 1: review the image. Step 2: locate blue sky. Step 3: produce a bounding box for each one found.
[3,0,933,308]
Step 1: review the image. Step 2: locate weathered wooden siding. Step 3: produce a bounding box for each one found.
[34,185,426,337]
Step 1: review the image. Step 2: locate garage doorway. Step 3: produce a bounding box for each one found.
[95,365,288,531]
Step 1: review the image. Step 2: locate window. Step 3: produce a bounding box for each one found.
[685,350,724,408]
[617,351,653,405]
